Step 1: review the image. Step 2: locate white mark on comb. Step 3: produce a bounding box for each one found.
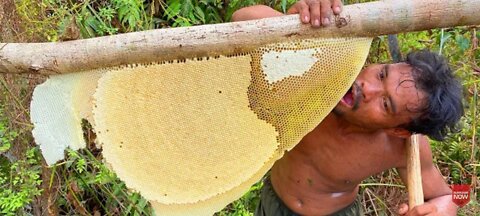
[261,49,320,84]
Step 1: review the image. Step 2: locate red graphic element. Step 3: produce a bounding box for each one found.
[451,184,471,207]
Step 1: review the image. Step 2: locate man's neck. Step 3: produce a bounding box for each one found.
[320,112,382,136]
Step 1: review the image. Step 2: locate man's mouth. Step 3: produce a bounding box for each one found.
[341,82,363,109]
[341,86,355,108]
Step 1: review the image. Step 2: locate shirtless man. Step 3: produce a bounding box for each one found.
[232,1,463,215]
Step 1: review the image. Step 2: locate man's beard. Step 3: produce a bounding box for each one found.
[332,106,345,117]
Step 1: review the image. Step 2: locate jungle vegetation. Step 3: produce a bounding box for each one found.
[0,0,478,215]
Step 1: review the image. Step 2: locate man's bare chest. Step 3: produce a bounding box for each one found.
[290,132,406,188]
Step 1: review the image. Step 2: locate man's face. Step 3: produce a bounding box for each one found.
[333,63,426,130]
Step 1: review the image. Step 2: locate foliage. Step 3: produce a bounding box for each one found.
[0,148,42,215]
[51,147,152,215]
[217,180,263,216]
[2,0,479,215]
[0,107,17,155]
[14,0,298,41]
[0,107,42,215]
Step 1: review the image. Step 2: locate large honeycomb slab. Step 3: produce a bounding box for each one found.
[30,37,372,215]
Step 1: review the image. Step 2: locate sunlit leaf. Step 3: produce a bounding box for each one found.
[455,34,471,52]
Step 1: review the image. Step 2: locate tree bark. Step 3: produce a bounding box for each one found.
[1,0,480,75]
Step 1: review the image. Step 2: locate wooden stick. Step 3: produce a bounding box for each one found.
[407,134,424,209]
[1,0,480,75]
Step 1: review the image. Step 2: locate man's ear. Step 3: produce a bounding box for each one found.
[385,128,412,138]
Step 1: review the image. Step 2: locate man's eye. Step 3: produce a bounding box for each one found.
[379,71,385,80]
[382,97,388,110]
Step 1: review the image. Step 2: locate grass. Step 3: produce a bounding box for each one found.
[1,0,479,215]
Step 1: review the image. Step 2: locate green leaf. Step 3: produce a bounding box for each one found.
[440,32,452,46]
[281,0,288,13]
[195,6,206,23]
[455,34,470,52]
[165,0,181,20]
[181,0,194,17]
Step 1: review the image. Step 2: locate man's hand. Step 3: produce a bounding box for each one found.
[287,0,343,27]
[398,203,440,216]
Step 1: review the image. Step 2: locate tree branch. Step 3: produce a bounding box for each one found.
[1,0,480,74]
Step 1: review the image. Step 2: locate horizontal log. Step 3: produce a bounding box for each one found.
[1,0,479,74]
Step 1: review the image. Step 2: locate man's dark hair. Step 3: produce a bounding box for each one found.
[402,50,463,141]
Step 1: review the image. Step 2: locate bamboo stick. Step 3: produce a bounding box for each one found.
[407,134,424,209]
[1,0,480,74]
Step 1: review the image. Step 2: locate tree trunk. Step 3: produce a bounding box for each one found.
[1,0,479,75]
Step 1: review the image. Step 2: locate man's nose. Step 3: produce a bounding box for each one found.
[360,81,382,103]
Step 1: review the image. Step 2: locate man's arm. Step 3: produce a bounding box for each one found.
[397,135,458,215]
[231,5,284,22]
[232,0,343,28]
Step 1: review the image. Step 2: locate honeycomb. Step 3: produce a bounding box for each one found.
[93,56,279,204]
[30,37,372,215]
[248,38,373,154]
[30,71,103,165]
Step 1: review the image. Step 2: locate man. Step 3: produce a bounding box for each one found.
[232,1,463,215]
